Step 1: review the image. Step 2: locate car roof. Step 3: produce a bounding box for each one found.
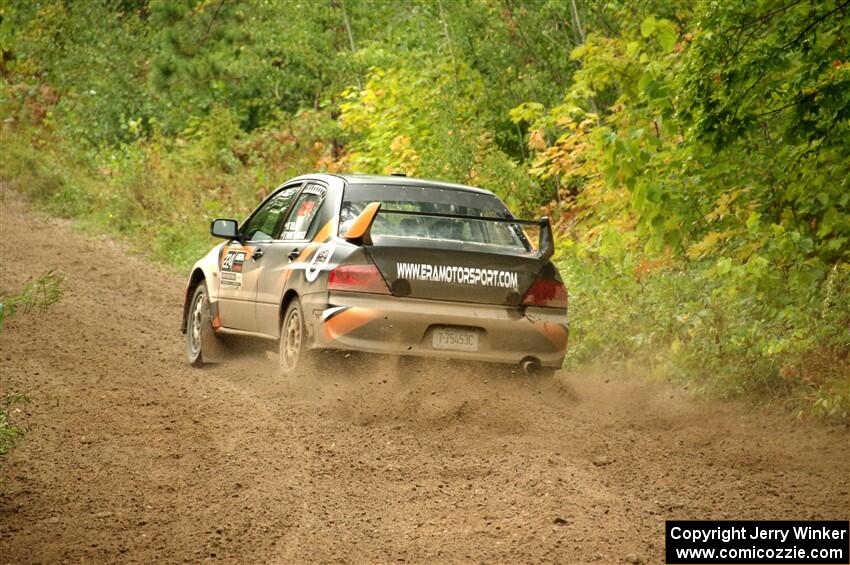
[330,173,496,196]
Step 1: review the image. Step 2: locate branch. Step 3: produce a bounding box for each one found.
[753,100,801,118]
[780,0,850,51]
[730,65,770,121]
[752,82,837,118]
[729,0,805,31]
[200,0,227,45]
[339,0,362,90]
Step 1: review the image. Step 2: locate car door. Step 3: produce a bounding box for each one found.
[255,183,328,337]
[217,184,300,332]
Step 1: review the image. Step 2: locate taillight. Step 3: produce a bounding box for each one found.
[328,264,390,294]
[522,277,568,309]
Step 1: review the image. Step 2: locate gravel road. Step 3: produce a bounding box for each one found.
[1,193,848,564]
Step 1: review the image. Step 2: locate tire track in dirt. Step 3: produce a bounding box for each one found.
[1,192,848,564]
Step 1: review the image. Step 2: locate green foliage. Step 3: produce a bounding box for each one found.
[339,59,541,213]
[0,272,62,456]
[0,271,65,332]
[532,0,850,421]
[1,2,153,146]
[1,0,848,421]
[0,393,30,457]
[0,100,339,270]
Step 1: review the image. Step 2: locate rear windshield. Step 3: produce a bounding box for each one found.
[340,184,530,251]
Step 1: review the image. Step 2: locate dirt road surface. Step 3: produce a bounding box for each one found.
[1,193,848,564]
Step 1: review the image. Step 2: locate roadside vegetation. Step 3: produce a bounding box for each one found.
[1,1,847,421]
[0,393,29,457]
[0,271,64,455]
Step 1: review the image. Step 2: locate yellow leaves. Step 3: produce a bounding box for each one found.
[384,135,419,175]
[389,135,410,153]
[735,240,764,262]
[554,116,576,129]
[528,128,546,151]
[527,114,598,181]
[578,117,597,130]
[686,230,735,259]
[689,189,766,260]
[705,188,744,222]
[508,102,544,125]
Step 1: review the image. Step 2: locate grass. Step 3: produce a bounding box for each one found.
[0,394,30,457]
[0,264,65,457]
[560,253,850,423]
[0,270,66,330]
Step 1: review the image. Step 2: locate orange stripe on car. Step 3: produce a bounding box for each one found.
[279,220,335,284]
[532,321,568,351]
[292,220,334,264]
[323,307,379,341]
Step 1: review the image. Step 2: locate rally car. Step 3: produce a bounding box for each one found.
[181,174,568,377]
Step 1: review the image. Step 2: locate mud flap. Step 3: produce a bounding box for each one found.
[201,328,229,363]
[199,299,228,363]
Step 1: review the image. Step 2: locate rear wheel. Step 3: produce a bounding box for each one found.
[186,282,215,366]
[279,298,316,377]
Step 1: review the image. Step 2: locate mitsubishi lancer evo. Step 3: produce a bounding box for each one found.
[181,174,568,377]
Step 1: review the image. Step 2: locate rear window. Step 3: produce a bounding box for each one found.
[340,184,530,251]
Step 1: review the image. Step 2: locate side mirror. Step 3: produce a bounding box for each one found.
[210,219,239,240]
[537,217,554,261]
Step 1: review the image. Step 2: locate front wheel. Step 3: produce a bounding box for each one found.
[279,298,316,377]
[186,281,215,366]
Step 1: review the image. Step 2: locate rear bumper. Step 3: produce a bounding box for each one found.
[305,291,568,368]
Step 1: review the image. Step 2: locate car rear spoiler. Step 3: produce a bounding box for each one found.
[342,202,555,260]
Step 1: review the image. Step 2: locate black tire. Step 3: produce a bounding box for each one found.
[185,281,216,366]
[279,298,316,377]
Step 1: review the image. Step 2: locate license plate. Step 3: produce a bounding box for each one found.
[432,327,479,352]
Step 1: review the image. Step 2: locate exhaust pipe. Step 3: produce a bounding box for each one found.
[520,357,541,375]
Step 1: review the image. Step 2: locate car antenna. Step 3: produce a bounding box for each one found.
[390,172,407,176]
